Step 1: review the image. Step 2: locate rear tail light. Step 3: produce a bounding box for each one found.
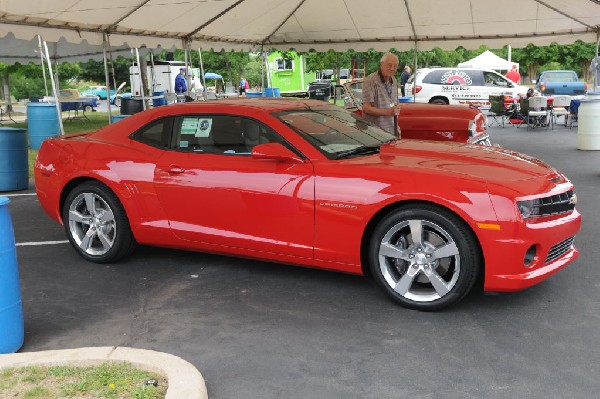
[540,83,546,93]
[584,82,588,91]
[412,85,422,94]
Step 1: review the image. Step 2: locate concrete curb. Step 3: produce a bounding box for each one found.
[0,346,207,399]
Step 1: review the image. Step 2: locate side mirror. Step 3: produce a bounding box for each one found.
[251,143,304,164]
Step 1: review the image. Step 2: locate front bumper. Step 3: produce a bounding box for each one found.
[482,210,581,292]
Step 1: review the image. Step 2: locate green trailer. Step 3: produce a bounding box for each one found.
[267,51,317,97]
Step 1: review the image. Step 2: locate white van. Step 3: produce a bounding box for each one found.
[407,68,528,109]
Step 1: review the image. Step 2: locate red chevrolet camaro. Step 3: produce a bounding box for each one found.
[35,99,581,310]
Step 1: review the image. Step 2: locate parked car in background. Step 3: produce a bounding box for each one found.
[81,85,117,102]
[34,99,580,310]
[343,79,490,145]
[406,68,528,109]
[534,70,587,95]
[58,89,97,112]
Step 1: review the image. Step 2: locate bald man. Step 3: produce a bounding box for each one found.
[362,52,400,136]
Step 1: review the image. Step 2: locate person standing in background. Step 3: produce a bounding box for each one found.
[362,52,400,136]
[506,65,521,84]
[175,68,187,102]
[400,65,411,97]
[239,77,249,95]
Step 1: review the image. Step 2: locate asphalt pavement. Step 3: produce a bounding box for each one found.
[2,124,600,399]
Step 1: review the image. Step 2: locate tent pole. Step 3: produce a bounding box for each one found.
[135,48,146,110]
[184,39,191,97]
[198,48,207,101]
[260,44,265,95]
[42,40,64,136]
[103,33,113,123]
[37,36,48,97]
[412,42,418,103]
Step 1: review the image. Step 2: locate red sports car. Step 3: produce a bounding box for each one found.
[343,79,490,145]
[35,99,580,310]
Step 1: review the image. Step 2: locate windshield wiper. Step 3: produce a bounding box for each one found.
[335,145,381,159]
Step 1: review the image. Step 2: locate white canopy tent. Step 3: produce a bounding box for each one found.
[457,50,519,71]
[0,0,598,53]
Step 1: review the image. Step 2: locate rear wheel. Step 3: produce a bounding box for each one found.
[368,205,480,311]
[114,97,122,107]
[62,181,137,263]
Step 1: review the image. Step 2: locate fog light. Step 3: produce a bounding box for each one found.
[524,245,537,267]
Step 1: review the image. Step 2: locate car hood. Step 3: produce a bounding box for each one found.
[372,140,558,184]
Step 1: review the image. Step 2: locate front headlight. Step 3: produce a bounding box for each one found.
[517,199,541,218]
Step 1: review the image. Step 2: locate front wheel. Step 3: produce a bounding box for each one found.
[368,205,480,311]
[114,97,121,107]
[430,98,448,105]
[62,181,137,263]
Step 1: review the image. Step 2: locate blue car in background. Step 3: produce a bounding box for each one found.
[81,85,117,103]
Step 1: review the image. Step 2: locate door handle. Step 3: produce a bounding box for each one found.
[167,165,185,174]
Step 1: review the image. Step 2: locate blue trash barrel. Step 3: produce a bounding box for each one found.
[112,114,129,123]
[27,102,60,150]
[152,91,166,107]
[273,88,281,97]
[0,196,24,354]
[0,128,28,191]
[264,87,274,97]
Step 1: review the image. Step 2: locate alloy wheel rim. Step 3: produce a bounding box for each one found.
[378,219,460,302]
[68,192,116,256]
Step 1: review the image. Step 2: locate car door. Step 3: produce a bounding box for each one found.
[153,114,315,258]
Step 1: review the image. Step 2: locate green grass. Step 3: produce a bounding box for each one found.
[0,362,167,399]
[13,112,112,178]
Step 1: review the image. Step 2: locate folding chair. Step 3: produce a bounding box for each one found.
[487,95,509,127]
[526,96,550,130]
[550,95,571,129]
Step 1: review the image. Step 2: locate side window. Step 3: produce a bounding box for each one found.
[130,118,172,149]
[274,58,293,71]
[172,115,290,156]
[483,71,509,87]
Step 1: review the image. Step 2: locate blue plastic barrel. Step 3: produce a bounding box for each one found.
[0,196,24,354]
[152,91,166,107]
[264,87,274,97]
[0,128,28,191]
[273,88,281,97]
[112,114,129,123]
[27,102,59,150]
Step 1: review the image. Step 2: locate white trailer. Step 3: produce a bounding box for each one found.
[129,61,200,95]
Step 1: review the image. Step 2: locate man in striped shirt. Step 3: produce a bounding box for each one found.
[362,53,400,136]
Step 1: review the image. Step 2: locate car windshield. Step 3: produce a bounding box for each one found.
[274,105,396,160]
[542,72,578,82]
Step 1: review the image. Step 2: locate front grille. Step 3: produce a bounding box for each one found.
[537,190,576,217]
[545,236,575,264]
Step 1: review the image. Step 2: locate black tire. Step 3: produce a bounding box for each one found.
[84,105,93,113]
[430,98,448,105]
[62,181,137,263]
[368,205,480,311]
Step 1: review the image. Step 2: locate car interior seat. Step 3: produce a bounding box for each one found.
[243,120,268,152]
[213,118,246,153]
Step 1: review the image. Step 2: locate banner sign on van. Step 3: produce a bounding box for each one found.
[440,70,473,86]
